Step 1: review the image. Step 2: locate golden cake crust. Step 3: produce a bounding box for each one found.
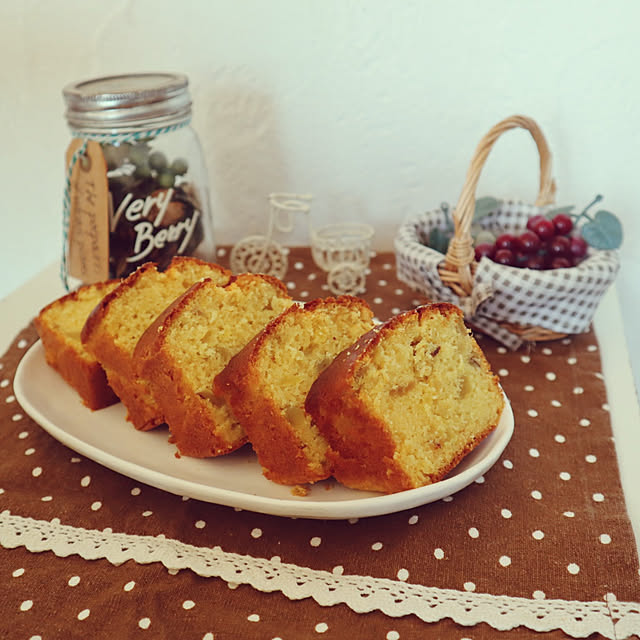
[35,280,120,410]
[81,256,231,430]
[134,273,292,457]
[215,327,316,484]
[305,302,504,493]
[214,296,374,485]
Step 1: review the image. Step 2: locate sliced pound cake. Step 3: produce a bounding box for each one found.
[214,296,375,485]
[81,256,231,430]
[35,280,121,410]
[134,273,294,457]
[305,302,505,493]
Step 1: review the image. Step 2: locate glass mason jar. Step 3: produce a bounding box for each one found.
[61,72,215,289]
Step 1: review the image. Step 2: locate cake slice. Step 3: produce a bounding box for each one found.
[134,273,294,457]
[81,256,231,430]
[35,280,121,410]
[305,302,505,493]
[214,296,375,485]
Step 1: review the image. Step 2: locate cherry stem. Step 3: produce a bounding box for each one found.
[573,194,603,224]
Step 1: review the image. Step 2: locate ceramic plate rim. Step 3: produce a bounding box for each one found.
[14,341,514,519]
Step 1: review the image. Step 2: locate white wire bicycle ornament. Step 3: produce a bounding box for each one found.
[230,193,374,296]
[230,193,312,280]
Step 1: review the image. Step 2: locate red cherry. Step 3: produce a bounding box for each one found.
[526,255,547,270]
[536,241,550,260]
[493,248,515,266]
[552,214,573,236]
[474,243,495,261]
[569,235,588,259]
[526,215,546,233]
[495,233,517,251]
[516,231,541,254]
[514,250,530,267]
[548,235,571,257]
[530,218,555,241]
[550,256,572,269]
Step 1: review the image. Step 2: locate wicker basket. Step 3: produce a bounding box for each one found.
[395,115,620,349]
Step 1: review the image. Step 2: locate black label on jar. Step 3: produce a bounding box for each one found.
[103,142,204,278]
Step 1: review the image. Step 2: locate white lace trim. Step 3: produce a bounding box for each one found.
[1,512,639,638]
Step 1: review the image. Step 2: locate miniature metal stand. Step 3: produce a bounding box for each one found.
[310,222,374,296]
[230,193,312,279]
[231,193,374,295]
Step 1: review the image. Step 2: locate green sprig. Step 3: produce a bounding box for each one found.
[549,194,623,250]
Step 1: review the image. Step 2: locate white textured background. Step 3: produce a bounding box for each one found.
[1,1,638,394]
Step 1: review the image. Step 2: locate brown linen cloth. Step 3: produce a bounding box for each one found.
[0,248,638,639]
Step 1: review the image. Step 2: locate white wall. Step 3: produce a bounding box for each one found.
[1,0,639,392]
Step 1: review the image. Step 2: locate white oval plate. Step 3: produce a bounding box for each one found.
[14,341,514,520]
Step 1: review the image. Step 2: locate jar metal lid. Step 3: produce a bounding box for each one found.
[63,72,192,132]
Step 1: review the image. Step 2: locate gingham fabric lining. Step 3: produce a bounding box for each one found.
[394,201,620,349]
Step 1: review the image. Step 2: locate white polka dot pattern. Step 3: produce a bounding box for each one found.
[0,252,636,639]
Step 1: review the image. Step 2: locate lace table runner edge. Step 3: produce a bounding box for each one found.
[2,512,639,638]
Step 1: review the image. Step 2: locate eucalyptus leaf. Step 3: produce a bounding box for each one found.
[429,227,451,255]
[580,210,623,250]
[474,196,500,221]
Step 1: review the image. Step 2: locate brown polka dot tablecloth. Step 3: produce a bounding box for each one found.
[1,248,639,640]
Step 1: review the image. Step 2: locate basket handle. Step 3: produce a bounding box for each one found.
[440,115,556,295]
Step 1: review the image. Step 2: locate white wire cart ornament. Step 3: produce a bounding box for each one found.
[310,222,375,296]
[230,193,313,279]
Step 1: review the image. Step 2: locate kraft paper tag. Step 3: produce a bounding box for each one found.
[66,139,110,284]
